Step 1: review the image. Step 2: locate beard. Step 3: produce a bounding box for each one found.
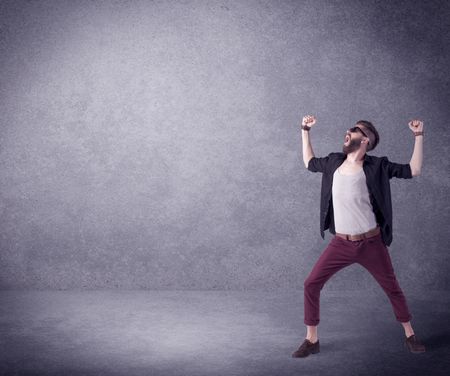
[342,138,361,154]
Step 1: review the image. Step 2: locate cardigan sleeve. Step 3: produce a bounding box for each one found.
[383,157,413,179]
[307,155,330,173]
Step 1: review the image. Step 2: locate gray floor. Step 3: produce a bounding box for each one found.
[1,289,449,376]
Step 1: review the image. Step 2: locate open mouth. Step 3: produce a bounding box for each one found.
[344,135,350,144]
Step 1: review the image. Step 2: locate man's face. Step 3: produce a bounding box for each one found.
[342,127,366,154]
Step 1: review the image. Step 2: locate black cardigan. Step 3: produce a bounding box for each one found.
[307,152,413,246]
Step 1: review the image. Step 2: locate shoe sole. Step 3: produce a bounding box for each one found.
[404,341,426,353]
[292,346,320,358]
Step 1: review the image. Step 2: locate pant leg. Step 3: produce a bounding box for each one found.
[304,236,357,326]
[356,232,412,323]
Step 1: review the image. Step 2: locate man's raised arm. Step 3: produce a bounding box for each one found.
[408,119,424,176]
[301,115,317,168]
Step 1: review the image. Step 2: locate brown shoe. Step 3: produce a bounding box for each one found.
[405,334,426,353]
[292,339,320,358]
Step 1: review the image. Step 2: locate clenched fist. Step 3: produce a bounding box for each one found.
[302,115,317,127]
[408,119,424,132]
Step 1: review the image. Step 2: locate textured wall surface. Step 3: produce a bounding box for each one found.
[1,0,449,290]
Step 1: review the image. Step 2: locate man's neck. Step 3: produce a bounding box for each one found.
[345,151,366,163]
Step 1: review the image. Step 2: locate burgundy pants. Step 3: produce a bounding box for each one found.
[304,231,412,325]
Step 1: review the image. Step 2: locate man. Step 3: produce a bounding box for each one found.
[292,115,426,358]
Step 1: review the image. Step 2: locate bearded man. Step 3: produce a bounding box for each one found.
[292,116,426,358]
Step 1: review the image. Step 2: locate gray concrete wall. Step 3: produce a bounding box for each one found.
[1,0,449,290]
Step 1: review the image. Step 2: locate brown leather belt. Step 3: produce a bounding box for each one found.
[336,226,380,241]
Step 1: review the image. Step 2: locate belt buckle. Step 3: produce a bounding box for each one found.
[342,227,378,242]
[352,233,364,242]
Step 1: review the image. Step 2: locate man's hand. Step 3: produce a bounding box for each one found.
[408,119,424,132]
[302,115,317,128]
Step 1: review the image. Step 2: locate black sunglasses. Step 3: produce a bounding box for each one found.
[349,126,370,143]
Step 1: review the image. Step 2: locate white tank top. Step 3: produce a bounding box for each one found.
[332,167,378,235]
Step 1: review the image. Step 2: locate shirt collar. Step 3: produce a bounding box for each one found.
[363,153,374,164]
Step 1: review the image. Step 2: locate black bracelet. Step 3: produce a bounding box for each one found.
[301,125,311,131]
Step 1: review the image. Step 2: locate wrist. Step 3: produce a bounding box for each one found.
[301,125,311,131]
[414,131,424,137]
